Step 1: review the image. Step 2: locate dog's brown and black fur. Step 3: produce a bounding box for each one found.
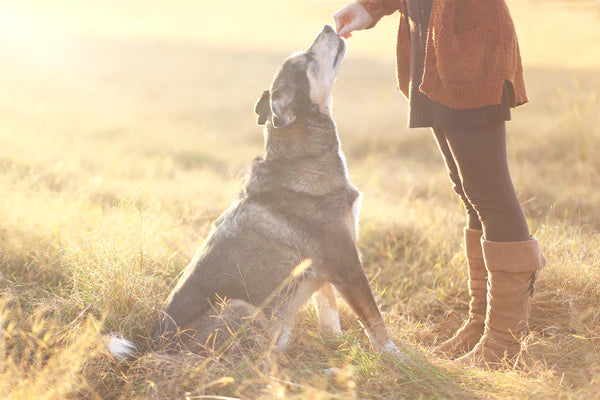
[110,25,404,360]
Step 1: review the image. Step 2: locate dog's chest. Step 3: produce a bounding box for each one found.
[343,186,362,242]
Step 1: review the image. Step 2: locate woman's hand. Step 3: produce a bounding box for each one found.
[333,3,373,38]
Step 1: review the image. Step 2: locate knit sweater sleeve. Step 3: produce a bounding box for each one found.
[356,0,404,27]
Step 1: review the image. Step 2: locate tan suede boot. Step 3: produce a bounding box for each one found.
[434,228,486,359]
[456,237,545,368]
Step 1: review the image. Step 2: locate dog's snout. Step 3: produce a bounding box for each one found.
[322,25,335,35]
[307,24,346,69]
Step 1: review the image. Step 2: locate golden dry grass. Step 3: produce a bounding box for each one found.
[1,0,600,399]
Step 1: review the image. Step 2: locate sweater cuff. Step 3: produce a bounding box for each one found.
[356,0,402,28]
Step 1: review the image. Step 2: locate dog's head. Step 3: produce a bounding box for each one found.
[255,25,346,128]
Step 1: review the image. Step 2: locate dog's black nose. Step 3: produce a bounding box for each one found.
[322,25,335,34]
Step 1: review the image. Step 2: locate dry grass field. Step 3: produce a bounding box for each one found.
[1,0,599,399]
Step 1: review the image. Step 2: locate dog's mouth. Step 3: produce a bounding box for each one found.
[333,37,346,68]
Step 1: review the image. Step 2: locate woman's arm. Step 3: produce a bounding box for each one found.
[334,1,404,37]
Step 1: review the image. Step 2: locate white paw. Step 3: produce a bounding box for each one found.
[382,340,409,362]
[318,306,342,334]
[275,325,293,350]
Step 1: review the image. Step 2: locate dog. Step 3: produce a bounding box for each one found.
[110,25,405,361]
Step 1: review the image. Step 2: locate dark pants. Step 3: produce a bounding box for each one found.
[432,122,530,242]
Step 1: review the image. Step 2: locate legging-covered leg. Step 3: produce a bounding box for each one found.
[431,128,482,231]
[434,122,529,242]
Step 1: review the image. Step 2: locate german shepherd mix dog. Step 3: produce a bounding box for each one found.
[109,25,405,361]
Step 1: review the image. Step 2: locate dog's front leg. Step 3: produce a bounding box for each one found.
[333,260,408,361]
[313,283,342,334]
[272,279,324,350]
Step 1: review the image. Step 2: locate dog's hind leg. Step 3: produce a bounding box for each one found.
[313,283,342,334]
[273,279,323,350]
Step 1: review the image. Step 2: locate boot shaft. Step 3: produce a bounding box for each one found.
[482,237,545,338]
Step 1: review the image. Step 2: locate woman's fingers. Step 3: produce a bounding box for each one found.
[338,21,360,38]
[333,3,373,38]
[333,11,346,33]
[333,5,353,31]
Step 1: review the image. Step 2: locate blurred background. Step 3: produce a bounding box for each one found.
[0,0,599,222]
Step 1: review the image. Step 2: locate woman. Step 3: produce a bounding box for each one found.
[333,0,545,367]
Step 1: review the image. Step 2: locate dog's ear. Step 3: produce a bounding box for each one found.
[270,88,296,128]
[255,90,271,125]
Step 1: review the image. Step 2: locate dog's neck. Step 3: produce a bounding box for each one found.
[262,114,338,162]
[244,113,350,198]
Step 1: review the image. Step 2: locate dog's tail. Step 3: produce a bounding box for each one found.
[107,311,178,361]
[107,333,139,360]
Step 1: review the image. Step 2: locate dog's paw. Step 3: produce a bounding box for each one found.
[317,307,342,335]
[270,323,293,351]
[382,340,410,362]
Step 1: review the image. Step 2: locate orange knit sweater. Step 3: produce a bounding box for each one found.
[357,0,528,109]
